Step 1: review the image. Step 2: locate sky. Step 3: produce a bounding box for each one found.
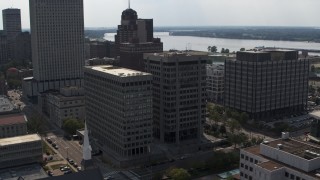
[0,0,319,29]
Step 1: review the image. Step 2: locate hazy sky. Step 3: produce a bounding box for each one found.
[0,0,319,29]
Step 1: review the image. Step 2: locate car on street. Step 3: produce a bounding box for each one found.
[77,167,81,171]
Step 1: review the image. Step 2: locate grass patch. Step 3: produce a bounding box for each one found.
[51,164,67,170]
[42,141,56,155]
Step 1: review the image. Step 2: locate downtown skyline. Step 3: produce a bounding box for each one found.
[0,0,320,29]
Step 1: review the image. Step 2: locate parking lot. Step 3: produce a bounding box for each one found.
[264,113,314,129]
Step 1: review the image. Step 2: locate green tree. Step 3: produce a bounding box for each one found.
[225,49,230,53]
[239,112,249,124]
[62,118,84,135]
[221,48,225,53]
[240,48,246,51]
[27,114,45,134]
[208,46,217,53]
[219,125,227,136]
[228,119,241,134]
[168,168,191,180]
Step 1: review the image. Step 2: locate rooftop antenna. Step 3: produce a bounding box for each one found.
[128,0,131,9]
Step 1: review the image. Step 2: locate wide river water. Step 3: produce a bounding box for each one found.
[104,32,320,54]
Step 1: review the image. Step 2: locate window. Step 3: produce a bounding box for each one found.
[241,163,244,168]
[290,174,295,180]
[249,167,253,172]
[241,154,244,159]
[245,165,248,170]
[250,158,253,162]
[285,172,289,177]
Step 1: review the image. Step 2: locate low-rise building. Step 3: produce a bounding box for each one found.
[0,114,27,138]
[39,86,85,127]
[0,134,42,169]
[240,132,320,180]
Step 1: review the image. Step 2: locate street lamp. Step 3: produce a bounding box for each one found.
[66,147,69,159]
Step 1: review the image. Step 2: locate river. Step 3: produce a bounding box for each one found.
[104,32,320,55]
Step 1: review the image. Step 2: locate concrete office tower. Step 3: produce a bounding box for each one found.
[224,50,309,119]
[2,9,21,40]
[2,8,22,60]
[145,52,207,144]
[115,8,163,71]
[0,32,8,64]
[207,63,224,104]
[84,65,153,167]
[28,0,85,93]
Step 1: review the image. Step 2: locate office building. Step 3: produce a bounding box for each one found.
[12,32,32,62]
[84,65,153,167]
[0,32,8,64]
[39,86,85,127]
[2,8,22,60]
[115,7,163,71]
[240,132,320,180]
[85,40,115,59]
[145,52,207,144]
[0,114,27,138]
[25,0,85,96]
[207,63,224,104]
[0,134,42,169]
[85,57,119,66]
[224,50,309,119]
[2,8,21,40]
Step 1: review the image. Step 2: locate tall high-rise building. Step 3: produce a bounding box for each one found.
[2,8,21,41]
[224,50,309,119]
[145,52,207,144]
[27,0,85,94]
[84,65,153,167]
[207,63,224,104]
[0,32,8,64]
[115,7,163,71]
[2,8,22,60]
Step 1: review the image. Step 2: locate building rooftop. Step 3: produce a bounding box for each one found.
[0,163,48,180]
[257,161,284,171]
[0,114,26,126]
[0,96,14,113]
[86,65,150,77]
[309,110,320,119]
[264,138,320,160]
[0,134,41,146]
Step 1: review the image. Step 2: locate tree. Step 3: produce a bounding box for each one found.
[240,48,246,51]
[309,85,316,94]
[228,119,241,134]
[225,49,230,53]
[219,125,227,136]
[239,112,249,124]
[228,132,248,148]
[168,168,191,180]
[62,118,84,135]
[27,114,45,134]
[311,65,316,72]
[208,46,217,53]
[221,48,225,53]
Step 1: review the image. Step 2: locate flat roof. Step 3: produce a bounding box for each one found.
[265,138,320,159]
[257,161,284,171]
[0,114,26,126]
[86,65,150,77]
[0,96,14,113]
[309,110,320,119]
[0,134,41,146]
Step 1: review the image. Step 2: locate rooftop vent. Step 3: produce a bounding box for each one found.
[282,132,289,140]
